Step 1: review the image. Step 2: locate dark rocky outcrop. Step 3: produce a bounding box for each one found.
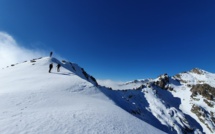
[190,84,215,101]
[90,76,98,86]
[191,105,206,118]
[135,85,146,90]
[191,105,214,133]
[203,99,214,107]
[173,74,188,84]
[30,59,36,62]
[154,73,172,90]
[190,68,204,75]
[81,68,89,80]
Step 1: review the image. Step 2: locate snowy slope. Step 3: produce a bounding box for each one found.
[0,57,165,134]
[172,69,215,134]
[101,80,198,134]
[102,69,215,134]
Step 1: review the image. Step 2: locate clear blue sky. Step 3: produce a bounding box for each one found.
[0,0,215,81]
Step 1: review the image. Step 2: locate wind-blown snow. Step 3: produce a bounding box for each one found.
[0,32,47,68]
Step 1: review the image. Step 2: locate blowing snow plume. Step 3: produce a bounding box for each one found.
[0,32,46,68]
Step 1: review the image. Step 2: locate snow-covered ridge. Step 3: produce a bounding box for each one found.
[1,57,98,86]
[174,68,215,87]
[0,57,165,134]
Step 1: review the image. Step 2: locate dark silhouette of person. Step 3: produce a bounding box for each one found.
[49,63,53,73]
[50,51,53,57]
[56,64,61,72]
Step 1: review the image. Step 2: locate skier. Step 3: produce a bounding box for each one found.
[50,51,53,57]
[56,64,61,72]
[49,63,53,73]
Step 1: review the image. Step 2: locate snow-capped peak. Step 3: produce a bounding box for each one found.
[189,68,207,75]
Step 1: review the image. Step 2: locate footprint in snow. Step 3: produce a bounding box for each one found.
[16,103,22,106]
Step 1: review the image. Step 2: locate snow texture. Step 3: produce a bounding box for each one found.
[0,57,165,134]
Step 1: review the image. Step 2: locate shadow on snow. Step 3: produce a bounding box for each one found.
[99,86,204,134]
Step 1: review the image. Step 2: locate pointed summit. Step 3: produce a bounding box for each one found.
[190,68,204,75]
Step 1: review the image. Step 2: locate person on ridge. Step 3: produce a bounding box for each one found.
[49,63,53,73]
[56,64,61,72]
[50,51,53,57]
